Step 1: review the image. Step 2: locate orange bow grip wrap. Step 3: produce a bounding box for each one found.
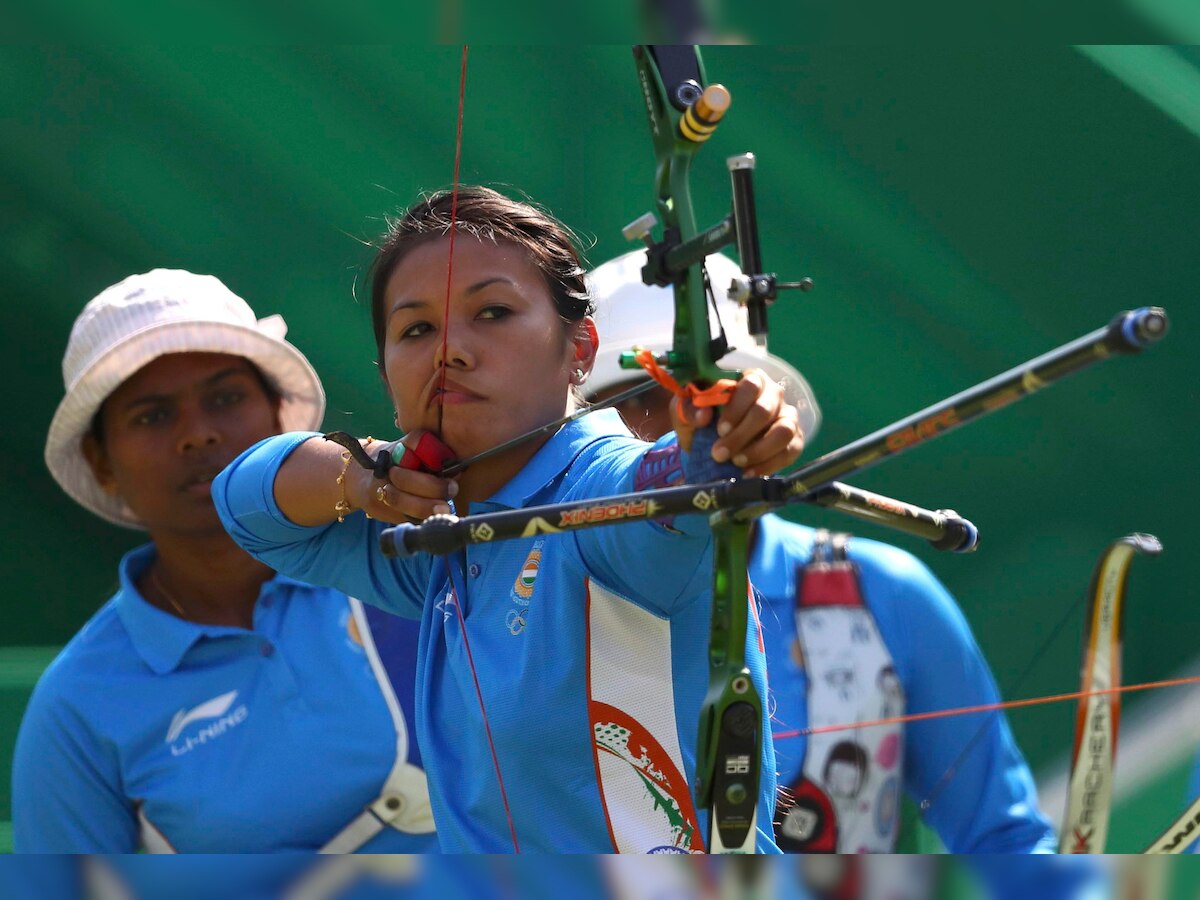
[632,348,741,482]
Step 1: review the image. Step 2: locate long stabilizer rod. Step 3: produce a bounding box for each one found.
[382,307,1166,558]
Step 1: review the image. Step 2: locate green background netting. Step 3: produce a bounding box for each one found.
[1,47,1197,867]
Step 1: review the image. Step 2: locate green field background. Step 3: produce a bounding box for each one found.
[1,45,1198,870]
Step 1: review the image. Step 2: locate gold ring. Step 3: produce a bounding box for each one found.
[376,485,389,506]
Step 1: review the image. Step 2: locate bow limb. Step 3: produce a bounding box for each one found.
[1144,794,1200,853]
[1060,533,1162,853]
[915,531,1161,847]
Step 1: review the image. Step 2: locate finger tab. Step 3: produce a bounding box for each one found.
[398,430,458,473]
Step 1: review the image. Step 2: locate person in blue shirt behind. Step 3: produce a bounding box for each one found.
[15,269,436,853]
[214,186,806,853]
[584,250,1110,894]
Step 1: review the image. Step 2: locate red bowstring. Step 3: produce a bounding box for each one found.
[772,674,1200,741]
[440,45,521,852]
[436,44,469,439]
[449,582,521,852]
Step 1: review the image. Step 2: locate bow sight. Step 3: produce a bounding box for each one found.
[624,46,812,379]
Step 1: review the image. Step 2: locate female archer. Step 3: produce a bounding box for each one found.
[215,186,805,853]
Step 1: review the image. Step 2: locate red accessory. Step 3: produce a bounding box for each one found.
[394,430,457,474]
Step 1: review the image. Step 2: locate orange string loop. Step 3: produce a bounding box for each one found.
[631,347,739,408]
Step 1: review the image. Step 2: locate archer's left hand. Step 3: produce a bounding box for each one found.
[671,368,805,477]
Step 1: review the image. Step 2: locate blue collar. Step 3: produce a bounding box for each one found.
[484,409,636,509]
[114,544,305,675]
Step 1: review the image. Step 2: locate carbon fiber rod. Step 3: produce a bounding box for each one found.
[805,482,979,552]
[779,306,1167,501]
[380,476,976,558]
[380,307,1166,559]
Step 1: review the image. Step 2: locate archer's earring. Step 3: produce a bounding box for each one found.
[394,413,400,427]
[573,368,588,385]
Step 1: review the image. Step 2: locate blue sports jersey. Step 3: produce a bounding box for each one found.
[215,410,779,853]
[12,544,435,853]
[0,856,706,900]
[0,857,522,900]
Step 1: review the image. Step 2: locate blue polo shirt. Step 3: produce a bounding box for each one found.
[0,857,625,900]
[0,856,501,900]
[215,410,779,853]
[11,544,435,854]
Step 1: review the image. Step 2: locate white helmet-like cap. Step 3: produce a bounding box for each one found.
[586,249,820,441]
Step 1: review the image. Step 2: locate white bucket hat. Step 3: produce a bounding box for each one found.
[45,268,326,529]
[586,249,821,441]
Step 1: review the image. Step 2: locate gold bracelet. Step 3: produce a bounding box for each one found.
[334,437,378,523]
[362,437,374,519]
[334,450,354,523]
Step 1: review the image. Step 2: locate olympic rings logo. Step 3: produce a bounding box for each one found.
[506,608,527,635]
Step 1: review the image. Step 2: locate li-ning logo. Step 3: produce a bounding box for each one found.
[166,690,248,757]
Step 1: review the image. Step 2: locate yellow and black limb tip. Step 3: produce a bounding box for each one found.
[679,84,731,144]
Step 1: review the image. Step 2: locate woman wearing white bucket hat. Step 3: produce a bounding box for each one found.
[583,251,1102,895]
[15,269,436,853]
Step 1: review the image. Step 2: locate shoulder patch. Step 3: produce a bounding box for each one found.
[634,445,684,492]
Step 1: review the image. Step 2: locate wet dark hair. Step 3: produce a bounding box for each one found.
[368,186,595,368]
[87,359,282,447]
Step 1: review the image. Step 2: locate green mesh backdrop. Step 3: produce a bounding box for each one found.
[1,46,1198,861]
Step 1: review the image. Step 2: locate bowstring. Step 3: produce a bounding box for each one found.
[771,676,1200,742]
[437,44,469,441]
[769,581,1166,818]
[439,44,521,852]
[916,586,1089,811]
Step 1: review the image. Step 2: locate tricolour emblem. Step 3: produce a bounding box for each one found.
[512,543,543,603]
